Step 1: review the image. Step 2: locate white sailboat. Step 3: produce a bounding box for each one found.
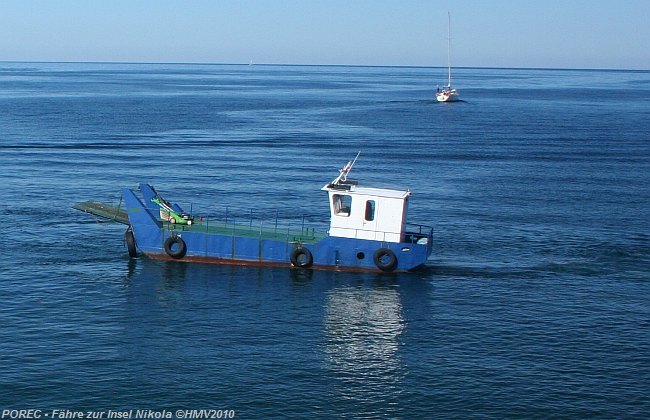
[436,12,460,103]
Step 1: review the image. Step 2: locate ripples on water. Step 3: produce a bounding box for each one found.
[0,63,649,417]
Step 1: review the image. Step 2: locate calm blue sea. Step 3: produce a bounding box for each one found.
[0,62,649,418]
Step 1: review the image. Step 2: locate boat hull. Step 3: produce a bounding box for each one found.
[132,224,432,273]
[123,187,432,273]
[436,90,459,102]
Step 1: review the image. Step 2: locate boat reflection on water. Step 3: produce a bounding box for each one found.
[120,259,417,414]
[324,285,405,404]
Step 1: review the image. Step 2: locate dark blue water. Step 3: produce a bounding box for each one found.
[1,63,649,418]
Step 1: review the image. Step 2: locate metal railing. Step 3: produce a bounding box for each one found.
[164,207,328,245]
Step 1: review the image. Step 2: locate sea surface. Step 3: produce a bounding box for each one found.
[0,62,649,418]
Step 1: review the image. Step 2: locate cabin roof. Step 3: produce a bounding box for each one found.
[322,183,410,199]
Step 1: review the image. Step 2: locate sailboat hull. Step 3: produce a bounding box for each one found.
[436,89,459,102]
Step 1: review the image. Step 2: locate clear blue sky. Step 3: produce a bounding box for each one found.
[1,0,648,69]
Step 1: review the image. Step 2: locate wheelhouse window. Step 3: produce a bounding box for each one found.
[365,200,375,221]
[332,194,352,217]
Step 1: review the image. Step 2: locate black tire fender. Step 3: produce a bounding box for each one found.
[290,247,313,268]
[164,236,187,259]
[124,228,137,258]
[374,248,398,272]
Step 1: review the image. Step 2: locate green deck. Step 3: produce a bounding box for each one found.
[165,219,326,244]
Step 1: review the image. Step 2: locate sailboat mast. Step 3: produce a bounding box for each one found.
[447,12,452,87]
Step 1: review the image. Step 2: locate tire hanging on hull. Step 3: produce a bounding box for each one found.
[374,248,398,272]
[124,228,138,258]
[290,247,313,268]
[164,236,187,259]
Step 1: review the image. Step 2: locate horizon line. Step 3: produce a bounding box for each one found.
[0,60,647,72]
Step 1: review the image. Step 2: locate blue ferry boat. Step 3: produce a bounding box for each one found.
[75,158,433,272]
